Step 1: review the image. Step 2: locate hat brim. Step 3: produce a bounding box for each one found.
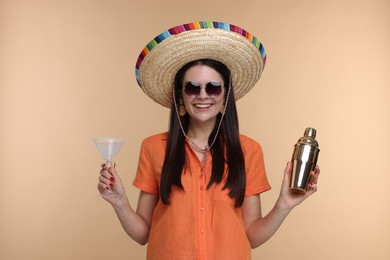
[136,22,266,108]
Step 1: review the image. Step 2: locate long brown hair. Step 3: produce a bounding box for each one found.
[160,59,246,207]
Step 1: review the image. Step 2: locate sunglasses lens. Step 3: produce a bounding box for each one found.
[184,81,223,97]
[206,82,222,96]
[184,81,200,96]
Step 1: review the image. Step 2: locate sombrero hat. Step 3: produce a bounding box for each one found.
[135,21,266,108]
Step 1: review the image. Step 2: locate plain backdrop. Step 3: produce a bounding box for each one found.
[1,0,389,259]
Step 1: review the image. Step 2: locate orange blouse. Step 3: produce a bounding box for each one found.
[133,133,271,260]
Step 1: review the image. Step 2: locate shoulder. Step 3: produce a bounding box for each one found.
[143,132,168,143]
[141,132,168,150]
[239,134,265,156]
[239,134,262,148]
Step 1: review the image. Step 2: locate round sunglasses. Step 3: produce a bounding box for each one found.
[183,81,223,97]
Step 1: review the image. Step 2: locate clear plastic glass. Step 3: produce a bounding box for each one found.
[92,137,126,195]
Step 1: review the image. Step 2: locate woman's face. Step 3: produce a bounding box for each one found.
[181,64,225,126]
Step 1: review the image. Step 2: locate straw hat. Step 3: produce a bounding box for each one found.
[135,21,267,108]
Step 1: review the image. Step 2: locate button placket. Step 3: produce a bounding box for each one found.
[199,181,206,235]
[198,160,207,257]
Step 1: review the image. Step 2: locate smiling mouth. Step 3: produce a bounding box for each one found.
[194,104,212,109]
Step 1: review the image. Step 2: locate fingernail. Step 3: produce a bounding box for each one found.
[109,183,113,187]
[110,177,114,182]
[105,186,110,190]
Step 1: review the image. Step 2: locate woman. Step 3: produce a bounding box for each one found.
[98,21,320,260]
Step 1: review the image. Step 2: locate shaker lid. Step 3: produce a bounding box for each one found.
[304,127,316,138]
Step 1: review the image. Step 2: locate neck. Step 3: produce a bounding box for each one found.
[187,119,216,144]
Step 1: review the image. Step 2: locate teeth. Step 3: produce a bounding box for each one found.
[194,104,211,108]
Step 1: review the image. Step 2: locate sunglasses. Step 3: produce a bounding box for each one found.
[183,81,223,97]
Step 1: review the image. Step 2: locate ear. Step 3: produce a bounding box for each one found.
[220,103,225,115]
[179,98,187,116]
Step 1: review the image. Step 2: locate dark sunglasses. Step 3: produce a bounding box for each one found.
[183,81,223,97]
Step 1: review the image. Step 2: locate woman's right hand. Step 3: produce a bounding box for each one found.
[98,163,129,207]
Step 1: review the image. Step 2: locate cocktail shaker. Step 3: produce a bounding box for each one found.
[290,127,320,193]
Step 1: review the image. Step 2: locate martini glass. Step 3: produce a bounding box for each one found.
[92,137,126,195]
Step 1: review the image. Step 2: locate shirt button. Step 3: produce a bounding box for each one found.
[200,186,204,191]
[200,229,205,234]
[200,207,204,212]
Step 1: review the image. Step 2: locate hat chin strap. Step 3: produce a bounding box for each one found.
[172,79,232,176]
[172,78,232,154]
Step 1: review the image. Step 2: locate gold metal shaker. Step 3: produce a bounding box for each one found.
[289,127,320,193]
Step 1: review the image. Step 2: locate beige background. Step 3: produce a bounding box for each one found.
[1,0,389,259]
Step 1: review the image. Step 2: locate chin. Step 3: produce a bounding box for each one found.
[190,114,218,124]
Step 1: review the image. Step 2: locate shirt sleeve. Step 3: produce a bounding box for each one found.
[241,135,271,197]
[132,137,160,195]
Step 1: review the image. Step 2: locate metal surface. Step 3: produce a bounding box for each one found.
[290,127,320,193]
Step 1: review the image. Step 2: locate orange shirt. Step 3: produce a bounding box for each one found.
[133,132,271,260]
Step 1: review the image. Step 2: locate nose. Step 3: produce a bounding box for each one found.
[197,86,209,99]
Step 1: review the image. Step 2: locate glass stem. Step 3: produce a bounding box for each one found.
[106,159,113,168]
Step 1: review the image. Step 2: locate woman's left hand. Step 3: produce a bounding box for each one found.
[277,161,320,211]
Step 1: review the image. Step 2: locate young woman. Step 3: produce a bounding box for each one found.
[98,22,320,260]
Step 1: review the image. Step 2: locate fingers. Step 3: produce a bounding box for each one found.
[98,175,113,192]
[97,180,111,193]
[101,162,118,178]
[284,161,292,178]
[309,165,320,184]
[307,165,320,193]
[306,181,318,193]
[99,162,116,191]
[314,165,320,176]
[285,161,293,183]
